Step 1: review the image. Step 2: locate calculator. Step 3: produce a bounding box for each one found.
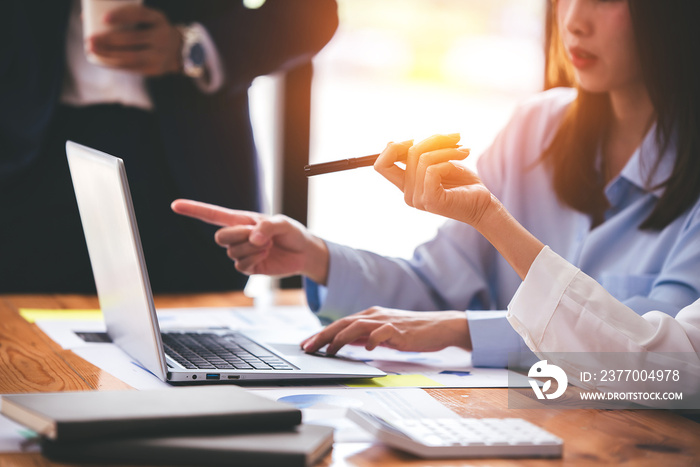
[347,408,563,458]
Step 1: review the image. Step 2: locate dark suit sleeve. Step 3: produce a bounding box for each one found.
[200,0,338,95]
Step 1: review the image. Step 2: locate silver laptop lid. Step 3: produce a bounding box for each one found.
[66,141,167,381]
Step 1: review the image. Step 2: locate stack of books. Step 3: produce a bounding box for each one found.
[1,386,333,466]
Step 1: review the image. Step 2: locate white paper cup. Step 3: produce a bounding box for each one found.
[82,0,143,64]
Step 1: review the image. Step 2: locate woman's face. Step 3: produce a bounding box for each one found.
[557,0,643,94]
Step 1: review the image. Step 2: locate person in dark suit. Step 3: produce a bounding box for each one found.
[0,0,338,293]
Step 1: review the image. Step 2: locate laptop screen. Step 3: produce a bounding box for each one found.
[66,141,167,381]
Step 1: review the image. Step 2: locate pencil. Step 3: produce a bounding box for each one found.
[304,144,464,177]
[304,154,381,177]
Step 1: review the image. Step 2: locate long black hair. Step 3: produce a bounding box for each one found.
[542,0,700,230]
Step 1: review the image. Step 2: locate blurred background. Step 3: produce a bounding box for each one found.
[248,0,545,292]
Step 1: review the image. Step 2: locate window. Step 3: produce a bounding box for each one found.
[247,0,546,296]
[307,0,545,258]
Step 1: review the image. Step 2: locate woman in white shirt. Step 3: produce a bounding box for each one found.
[171,0,700,371]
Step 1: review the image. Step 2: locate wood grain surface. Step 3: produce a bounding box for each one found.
[1,293,698,466]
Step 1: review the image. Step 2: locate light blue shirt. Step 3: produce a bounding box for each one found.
[305,87,700,368]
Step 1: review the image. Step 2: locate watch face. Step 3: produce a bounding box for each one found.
[190,42,205,66]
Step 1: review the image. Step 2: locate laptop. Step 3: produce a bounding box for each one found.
[65,141,385,383]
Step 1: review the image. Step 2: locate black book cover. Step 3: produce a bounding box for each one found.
[1,386,300,441]
[41,424,334,467]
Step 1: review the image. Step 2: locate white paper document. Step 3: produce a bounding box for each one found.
[31,305,528,389]
[0,400,40,454]
[250,387,458,443]
[336,345,530,388]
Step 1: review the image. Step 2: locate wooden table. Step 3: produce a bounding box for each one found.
[1,292,699,466]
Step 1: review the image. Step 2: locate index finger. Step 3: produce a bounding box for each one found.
[301,317,356,354]
[374,139,413,191]
[171,199,258,227]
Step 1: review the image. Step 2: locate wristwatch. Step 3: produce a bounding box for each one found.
[178,24,206,78]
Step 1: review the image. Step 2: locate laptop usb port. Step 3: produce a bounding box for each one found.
[206,374,220,380]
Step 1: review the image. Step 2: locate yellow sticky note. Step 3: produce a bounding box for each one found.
[19,308,103,323]
[345,374,444,388]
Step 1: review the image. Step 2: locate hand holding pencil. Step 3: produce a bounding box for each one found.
[372,133,494,228]
[304,133,469,177]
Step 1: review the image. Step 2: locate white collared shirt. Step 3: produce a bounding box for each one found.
[507,246,700,406]
[508,245,700,355]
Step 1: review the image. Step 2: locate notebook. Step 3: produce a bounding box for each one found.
[40,424,334,467]
[1,386,300,441]
[65,141,385,383]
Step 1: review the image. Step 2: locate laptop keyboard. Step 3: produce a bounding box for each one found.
[161,332,295,371]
